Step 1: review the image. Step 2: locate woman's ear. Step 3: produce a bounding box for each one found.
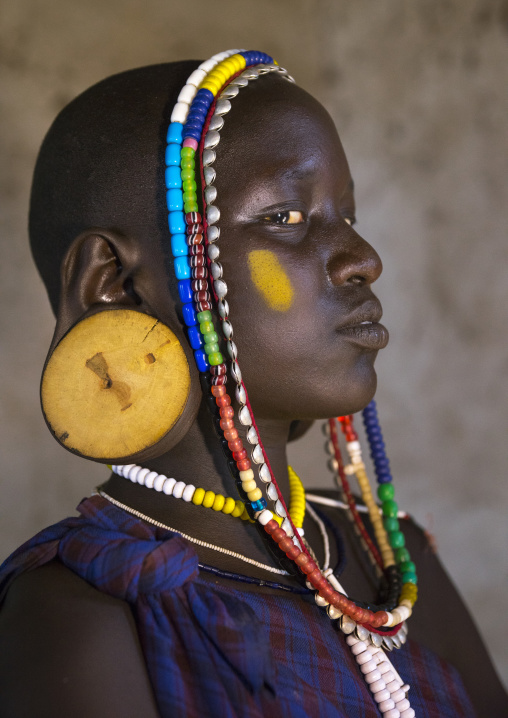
[53,230,143,348]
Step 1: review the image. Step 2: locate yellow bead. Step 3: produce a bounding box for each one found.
[200,80,220,95]
[239,469,254,482]
[211,66,228,83]
[241,479,257,493]
[222,497,236,515]
[240,506,251,521]
[192,487,205,505]
[221,59,237,76]
[271,513,283,526]
[247,488,262,502]
[202,490,215,508]
[212,494,225,512]
[232,53,246,69]
[231,500,244,518]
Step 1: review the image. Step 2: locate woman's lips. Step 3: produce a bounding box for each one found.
[336,321,389,350]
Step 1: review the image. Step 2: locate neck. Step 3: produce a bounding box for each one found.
[101,398,301,582]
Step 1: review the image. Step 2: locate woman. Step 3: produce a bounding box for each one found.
[0,51,506,717]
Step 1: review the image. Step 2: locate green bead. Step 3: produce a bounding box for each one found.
[204,342,220,355]
[388,530,405,549]
[208,352,223,366]
[395,547,410,563]
[203,331,218,344]
[181,147,195,158]
[182,191,197,204]
[181,158,195,169]
[197,310,212,323]
[199,320,214,335]
[382,499,399,518]
[400,560,416,574]
[401,571,418,585]
[182,179,197,192]
[383,516,399,533]
[377,483,395,501]
[184,202,199,213]
[181,168,194,181]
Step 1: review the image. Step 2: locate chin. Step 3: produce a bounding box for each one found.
[324,364,378,419]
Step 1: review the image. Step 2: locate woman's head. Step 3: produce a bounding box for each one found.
[31,55,387,461]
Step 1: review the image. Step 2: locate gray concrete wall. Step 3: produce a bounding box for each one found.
[1,0,506,688]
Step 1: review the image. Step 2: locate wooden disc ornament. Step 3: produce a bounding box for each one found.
[41,309,191,461]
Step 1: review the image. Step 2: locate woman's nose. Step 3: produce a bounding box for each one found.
[326,229,383,287]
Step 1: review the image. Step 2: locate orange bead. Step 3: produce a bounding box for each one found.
[264,519,279,535]
[220,418,234,430]
[215,394,231,408]
[223,428,239,441]
[211,385,226,397]
[219,406,234,419]
[237,459,251,471]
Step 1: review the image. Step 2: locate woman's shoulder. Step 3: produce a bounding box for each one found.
[0,560,160,717]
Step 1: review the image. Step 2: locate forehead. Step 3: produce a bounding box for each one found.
[215,77,350,189]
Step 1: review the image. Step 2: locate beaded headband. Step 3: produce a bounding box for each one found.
[164,50,417,634]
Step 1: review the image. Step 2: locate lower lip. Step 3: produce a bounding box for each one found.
[336,323,389,350]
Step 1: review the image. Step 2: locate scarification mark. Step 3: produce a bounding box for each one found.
[85,352,131,411]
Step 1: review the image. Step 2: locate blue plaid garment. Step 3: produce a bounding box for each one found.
[0,495,476,718]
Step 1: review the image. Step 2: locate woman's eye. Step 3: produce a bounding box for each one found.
[265,210,305,225]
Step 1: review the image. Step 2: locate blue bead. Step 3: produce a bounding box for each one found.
[374,457,391,469]
[194,349,209,372]
[250,498,267,512]
[170,233,187,257]
[377,473,393,484]
[166,189,183,212]
[165,166,182,189]
[166,122,183,144]
[185,117,204,129]
[195,88,214,104]
[187,108,206,121]
[165,143,181,166]
[168,211,186,234]
[188,325,204,349]
[178,279,193,303]
[174,256,190,279]
[182,302,197,327]
[183,128,202,142]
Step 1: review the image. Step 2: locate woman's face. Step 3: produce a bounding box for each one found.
[213,77,387,422]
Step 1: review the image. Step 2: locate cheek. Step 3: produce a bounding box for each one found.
[247,250,294,312]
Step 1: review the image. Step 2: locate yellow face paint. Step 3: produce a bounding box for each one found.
[247,250,294,312]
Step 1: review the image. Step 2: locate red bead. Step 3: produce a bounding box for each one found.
[348,605,363,622]
[278,536,294,553]
[236,459,251,471]
[232,449,247,461]
[215,394,231,407]
[285,544,301,560]
[219,406,234,419]
[186,223,203,235]
[264,519,279,535]
[210,364,227,376]
[196,301,212,312]
[220,418,234,430]
[194,290,210,303]
[223,428,239,441]
[301,559,318,575]
[185,212,202,224]
[192,279,207,292]
[190,255,205,267]
[372,611,388,628]
[307,568,323,586]
[330,593,347,609]
[295,553,310,569]
[228,439,243,452]
[318,585,335,601]
[189,244,204,255]
[211,385,226,397]
[186,233,203,245]
[192,267,208,279]
[271,527,286,543]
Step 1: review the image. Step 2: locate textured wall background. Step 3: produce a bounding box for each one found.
[1,0,506,688]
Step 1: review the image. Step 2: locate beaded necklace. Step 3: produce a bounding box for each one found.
[163,49,415,716]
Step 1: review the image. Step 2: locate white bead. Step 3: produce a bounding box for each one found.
[204,131,220,150]
[162,477,176,495]
[208,115,224,132]
[315,594,329,607]
[383,711,400,718]
[400,709,415,718]
[378,699,395,712]
[379,662,393,675]
[220,85,239,99]
[257,509,272,526]
[267,483,278,501]
[187,68,207,87]
[356,650,374,666]
[211,261,223,280]
[214,278,227,298]
[208,225,220,242]
[235,383,246,405]
[231,361,242,383]
[395,699,410,712]
[369,678,386,693]
[170,101,189,123]
[215,99,231,115]
[205,186,218,205]
[239,406,252,426]
[341,615,356,634]
[145,471,158,489]
[360,659,378,674]
[351,641,368,656]
[120,464,134,477]
[207,206,220,225]
[204,165,217,186]
[328,458,339,472]
[281,518,293,537]
[383,612,395,627]
[182,484,195,502]
[327,605,342,620]
[364,669,382,684]
[247,428,258,445]
[202,149,216,166]
[345,634,359,646]
[201,57,218,72]
[218,299,229,319]
[172,481,186,499]
[137,468,150,485]
[275,500,287,518]
[208,244,220,261]
[259,463,271,482]
[395,605,411,622]
[177,84,196,104]
[129,466,141,482]
[386,681,403,695]
[373,689,390,702]
[227,341,237,361]
[153,474,166,492]
[252,444,264,463]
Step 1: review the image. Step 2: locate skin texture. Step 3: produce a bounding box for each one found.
[1,66,507,716]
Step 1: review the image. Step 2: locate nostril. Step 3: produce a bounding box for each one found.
[349,274,366,286]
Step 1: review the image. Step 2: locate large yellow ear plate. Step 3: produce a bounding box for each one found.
[41,309,191,460]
